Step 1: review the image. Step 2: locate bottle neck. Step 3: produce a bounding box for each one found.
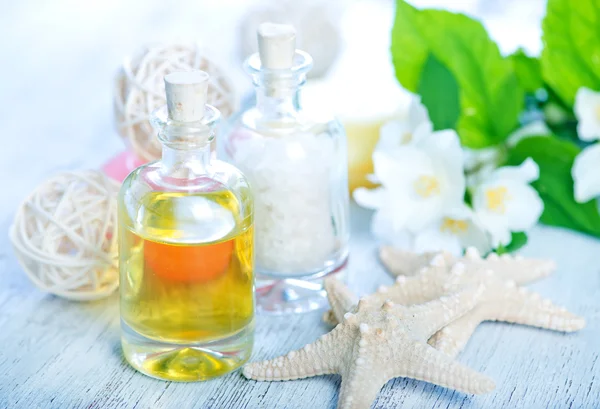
[255,85,301,116]
[160,142,212,178]
[244,50,312,120]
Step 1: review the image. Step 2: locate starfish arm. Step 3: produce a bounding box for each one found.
[394,340,495,395]
[401,286,483,340]
[243,324,349,381]
[492,287,586,332]
[324,277,358,323]
[378,268,450,306]
[477,255,556,285]
[380,246,453,276]
[428,313,483,358]
[337,363,387,409]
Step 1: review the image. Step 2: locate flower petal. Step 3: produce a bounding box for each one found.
[404,196,443,233]
[443,203,474,220]
[424,130,466,207]
[376,120,410,151]
[472,183,516,247]
[353,187,385,209]
[507,120,552,147]
[572,143,600,202]
[575,87,600,142]
[365,173,380,184]
[408,96,432,131]
[373,148,431,188]
[395,129,467,232]
[460,218,492,254]
[418,130,464,179]
[415,210,491,256]
[414,224,463,256]
[502,181,544,231]
[488,224,512,247]
[417,129,460,152]
[411,121,433,145]
[476,210,513,247]
[493,158,539,184]
[375,96,433,152]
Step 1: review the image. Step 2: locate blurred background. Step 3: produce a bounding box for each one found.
[2,0,546,200]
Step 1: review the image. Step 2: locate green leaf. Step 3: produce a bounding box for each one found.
[391,0,524,148]
[543,87,579,142]
[506,136,600,237]
[541,0,600,106]
[496,232,528,254]
[510,49,543,94]
[417,54,460,130]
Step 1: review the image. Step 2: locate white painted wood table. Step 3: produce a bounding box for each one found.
[0,200,599,408]
[1,0,598,407]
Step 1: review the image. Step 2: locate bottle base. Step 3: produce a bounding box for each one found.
[255,255,348,315]
[121,319,254,382]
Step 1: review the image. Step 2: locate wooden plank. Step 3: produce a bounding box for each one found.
[0,205,599,408]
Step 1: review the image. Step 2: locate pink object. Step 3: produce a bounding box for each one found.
[102,150,145,182]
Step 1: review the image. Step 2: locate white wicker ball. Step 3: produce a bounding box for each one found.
[238,0,342,78]
[10,171,120,301]
[114,43,236,162]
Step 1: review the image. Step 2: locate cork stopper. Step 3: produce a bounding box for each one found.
[257,23,296,70]
[164,71,209,122]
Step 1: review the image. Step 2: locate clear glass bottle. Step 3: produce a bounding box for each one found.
[221,23,350,314]
[118,71,254,381]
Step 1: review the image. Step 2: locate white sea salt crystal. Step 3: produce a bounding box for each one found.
[234,131,337,273]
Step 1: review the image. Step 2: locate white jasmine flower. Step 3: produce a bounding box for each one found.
[464,120,551,187]
[572,87,600,202]
[355,129,466,236]
[472,158,543,246]
[413,207,491,256]
[572,143,600,202]
[575,87,600,141]
[367,96,432,185]
[375,96,432,152]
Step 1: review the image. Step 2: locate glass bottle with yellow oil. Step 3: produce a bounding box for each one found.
[118,71,254,381]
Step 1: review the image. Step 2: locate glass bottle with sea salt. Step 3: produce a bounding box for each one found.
[222,23,350,314]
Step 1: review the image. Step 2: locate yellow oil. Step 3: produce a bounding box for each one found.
[119,189,254,381]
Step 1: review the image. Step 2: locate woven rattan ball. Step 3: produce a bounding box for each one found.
[10,171,120,301]
[238,0,342,78]
[114,43,236,162]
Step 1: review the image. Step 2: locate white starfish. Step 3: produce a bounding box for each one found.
[379,245,556,284]
[327,248,585,358]
[324,248,553,327]
[244,285,495,409]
